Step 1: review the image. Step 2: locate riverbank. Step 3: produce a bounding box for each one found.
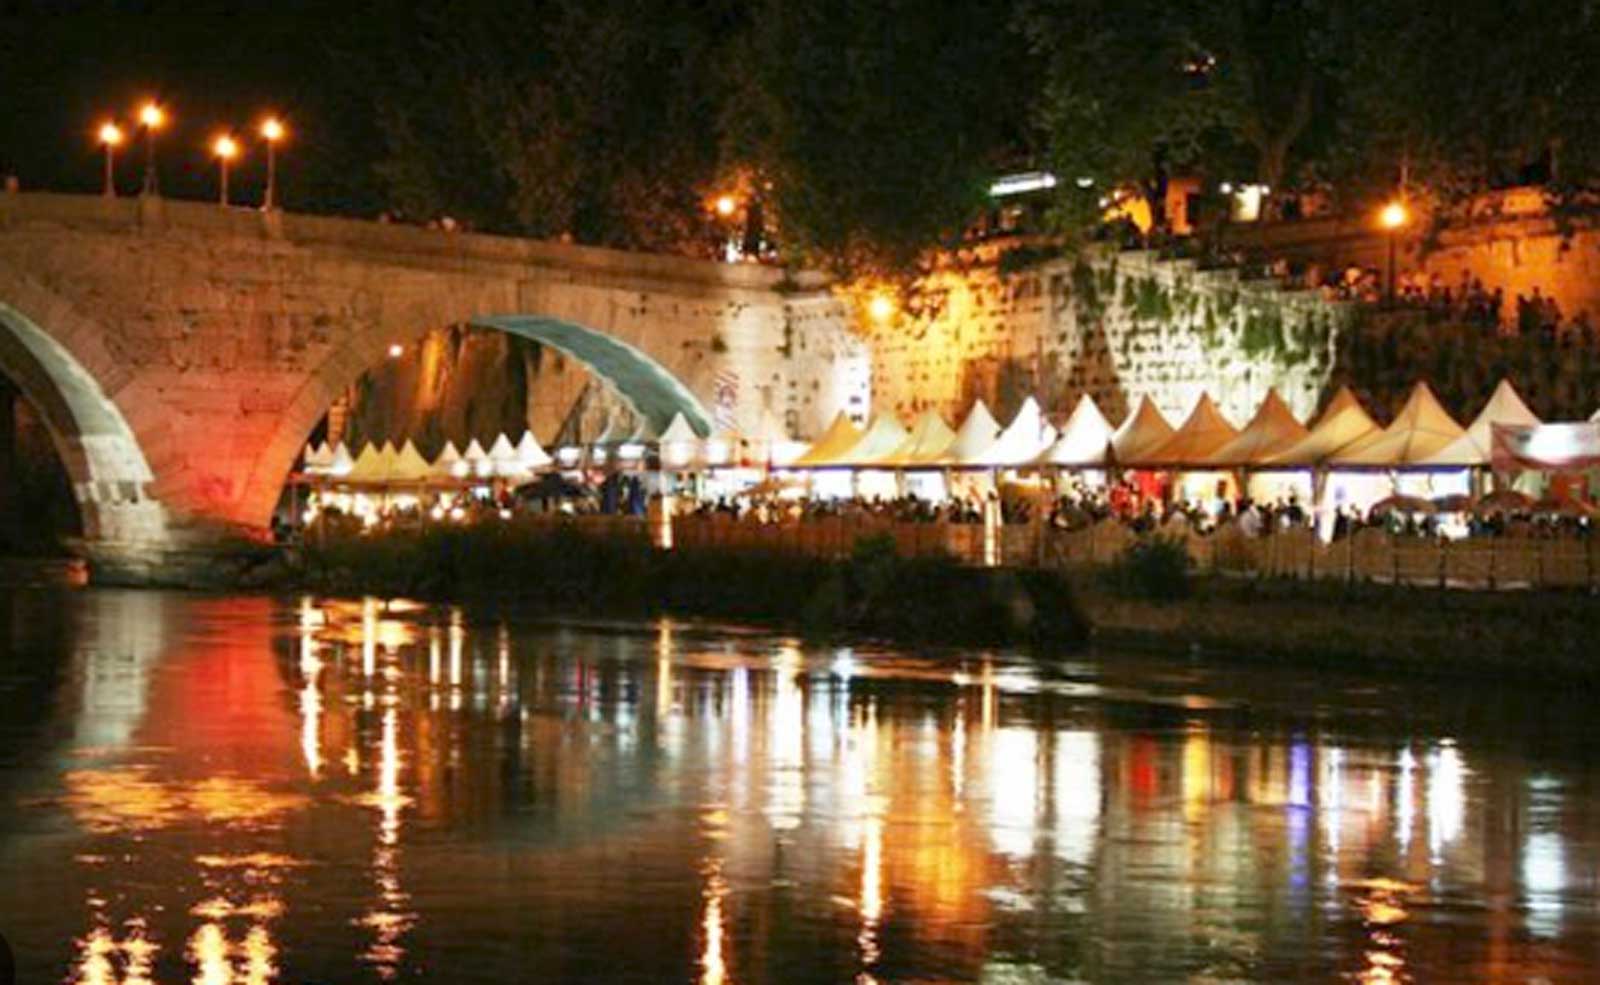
[297,523,1088,649]
[1079,573,1600,681]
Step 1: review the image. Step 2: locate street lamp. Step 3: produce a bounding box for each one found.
[213,134,239,206]
[868,293,896,325]
[714,194,737,218]
[97,122,123,198]
[260,116,285,211]
[137,102,165,195]
[1379,200,1409,306]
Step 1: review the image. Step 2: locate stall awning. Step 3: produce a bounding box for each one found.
[880,410,957,468]
[1329,382,1465,468]
[940,400,1004,467]
[791,411,865,467]
[1204,389,1308,467]
[1262,386,1381,468]
[1136,393,1238,467]
[1423,379,1541,467]
[1035,394,1114,467]
[1111,396,1175,466]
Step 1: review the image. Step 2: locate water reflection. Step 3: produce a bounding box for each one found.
[2,591,1600,983]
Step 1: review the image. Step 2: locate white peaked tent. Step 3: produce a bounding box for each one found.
[1138,393,1238,467]
[1422,379,1541,467]
[1329,382,1466,467]
[941,400,1004,466]
[659,412,701,469]
[839,413,911,466]
[303,441,334,474]
[1592,406,1600,423]
[1204,389,1309,467]
[433,440,465,478]
[1111,397,1175,466]
[1263,386,1382,468]
[748,406,806,466]
[791,411,865,467]
[461,438,492,478]
[976,396,1058,467]
[390,440,432,482]
[1037,394,1114,467]
[347,443,388,483]
[327,442,355,477]
[881,410,957,468]
[515,431,554,470]
[617,419,658,463]
[488,433,527,477]
[700,426,744,468]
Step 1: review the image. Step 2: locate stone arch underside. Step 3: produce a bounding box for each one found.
[0,300,163,545]
[240,312,716,533]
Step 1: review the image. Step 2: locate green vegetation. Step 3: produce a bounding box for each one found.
[1103,535,1192,602]
[299,523,1088,648]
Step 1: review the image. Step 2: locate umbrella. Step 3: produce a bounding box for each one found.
[1368,494,1436,517]
[1471,489,1534,516]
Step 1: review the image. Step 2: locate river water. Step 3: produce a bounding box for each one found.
[1,590,1597,983]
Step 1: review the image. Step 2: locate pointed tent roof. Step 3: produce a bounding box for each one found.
[348,442,389,482]
[791,412,865,467]
[1262,386,1381,467]
[659,412,700,469]
[881,410,957,468]
[327,442,354,477]
[1036,394,1114,467]
[1204,389,1309,467]
[1592,406,1600,423]
[515,430,554,470]
[747,406,807,467]
[1423,379,1542,467]
[941,400,1004,466]
[838,413,911,466]
[433,440,465,478]
[461,438,492,478]
[1329,382,1466,467]
[1111,396,1176,466]
[303,441,334,472]
[487,433,528,477]
[390,440,432,482]
[1138,393,1238,467]
[976,396,1058,466]
[659,412,699,444]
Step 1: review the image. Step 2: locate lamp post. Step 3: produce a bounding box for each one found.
[213,134,239,206]
[138,102,165,195]
[260,117,284,211]
[97,122,123,198]
[1380,200,1408,306]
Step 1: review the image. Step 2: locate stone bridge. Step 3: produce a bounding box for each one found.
[0,192,864,580]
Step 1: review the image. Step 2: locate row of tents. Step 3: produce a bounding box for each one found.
[783,379,1600,473]
[302,378,1600,486]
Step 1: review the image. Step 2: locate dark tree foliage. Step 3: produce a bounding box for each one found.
[356,0,741,253]
[732,0,1040,277]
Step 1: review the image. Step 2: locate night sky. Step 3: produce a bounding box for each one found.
[1,1,385,212]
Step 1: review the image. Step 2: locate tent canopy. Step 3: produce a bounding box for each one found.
[1204,389,1308,467]
[1036,394,1114,467]
[940,400,1004,466]
[1262,386,1381,468]
[881,409,957,468]
[839,413,911,466]
[390,440,432,482]
[1137,393,1238,467]
[515,431,554,469]
[976,396,1057,467]
[791,411,865,467]
[1423,379,1541,467]
[1111,396,1175,466]
[1329,382,1465,467]
[432,440,464,478]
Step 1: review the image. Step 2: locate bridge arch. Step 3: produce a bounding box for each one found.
[241,312,716,531]
[0,296,163,546]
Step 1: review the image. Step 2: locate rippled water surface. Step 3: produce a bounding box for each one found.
[3,590,1600,983]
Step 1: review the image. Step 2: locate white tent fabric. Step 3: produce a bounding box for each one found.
[1262,387,1381,468]
[747,406,806,466]
[940,400,1004,466]
[838,413,911,466]
[461,438,492,478]
[1329,382,1466,467]
[390,440,432,482]
[699,428,744,468]
[433,441,465,478]
[515,431,554,470]
[326,442,354,477]
[881,410,957,468]
[1204,389,1308,467]
[1423,379,1541,467]
[488,433,527,477]
[303,441,334,474]
[659,412,700,469]
[1111,397,1175,466]
[1036,395,1114,467]
[791,412,865,468]
[976,396,1057,467]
